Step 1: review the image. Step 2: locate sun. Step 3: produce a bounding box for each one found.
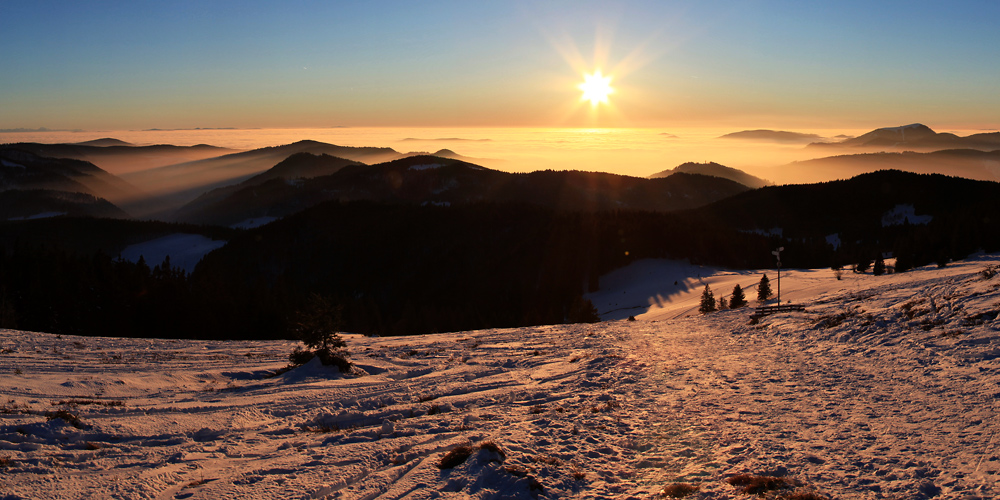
[578,70,614,106]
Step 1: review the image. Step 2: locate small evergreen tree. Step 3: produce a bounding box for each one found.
[856,258,870,274]
[873,255,886,276]
[568,295,601,323]
[289,294,352,372]
[895,252,913,273]
[718,296,728,310]
[729,284,747,308]
[757,274,773,303]
[699,285,716,314]
[832,265,843,280]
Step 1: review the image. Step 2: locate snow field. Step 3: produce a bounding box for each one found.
[0,254,998,498]
[119,233,227,274]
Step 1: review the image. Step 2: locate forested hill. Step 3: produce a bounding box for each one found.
[172,153,751,226]
[2,170,1000,339]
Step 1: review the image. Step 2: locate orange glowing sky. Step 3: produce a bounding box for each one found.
[2,1,1000,132]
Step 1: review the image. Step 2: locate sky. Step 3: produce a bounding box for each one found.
[3,0,1000,131]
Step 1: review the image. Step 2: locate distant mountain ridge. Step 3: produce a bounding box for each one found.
[719,129,824,143]
[808,123,1000,151]
[768,149,1000,185]
[0,148,139,217]
[6,140,236,175]
[120,140,406,217]
[649,162,770,189]
[172,154,751,226]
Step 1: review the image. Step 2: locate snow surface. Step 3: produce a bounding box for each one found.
[231,217,279,230]
[408,164,444,171]
[0,159,26,169]
[881,204,933,227]
[2,255,1000,498]
[6,212,66,221]
[119,233,227,274]
[825,233,841,251]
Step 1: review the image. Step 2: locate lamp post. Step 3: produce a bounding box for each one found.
[771,247,784,304]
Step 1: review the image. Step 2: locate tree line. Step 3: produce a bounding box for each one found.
[1,190,999,338]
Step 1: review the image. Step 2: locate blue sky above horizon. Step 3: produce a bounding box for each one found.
[3,0,999,131]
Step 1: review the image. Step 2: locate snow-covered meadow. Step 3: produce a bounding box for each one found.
[2,255,999,499]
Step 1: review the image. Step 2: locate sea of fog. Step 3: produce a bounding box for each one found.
[0,125,922,180]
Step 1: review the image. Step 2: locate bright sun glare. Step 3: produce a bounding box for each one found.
[578,70,614,106]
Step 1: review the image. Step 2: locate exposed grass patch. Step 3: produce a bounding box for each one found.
[504,464,528,477]
[814,312,851,329]
[727,474,798,495]
[783,492,830,500]
[477,441,506,461]
[438,444,473,469]
[44,409,83,428]
[531,454,562,466]
[660,482,699,498]
[302,422,339,433]
[184,477,217,489]
[54,399,124,407]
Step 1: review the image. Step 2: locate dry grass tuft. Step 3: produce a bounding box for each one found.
[531,454,562,466]
[504,464,528,477]
[438,444,473,469]
[660,482,700,498]
[783,492,830,500]
[302,422,339,433]
[45,409,83,428]
[54,399,124,407]
[727,474,797,495]
[477,441,506,461]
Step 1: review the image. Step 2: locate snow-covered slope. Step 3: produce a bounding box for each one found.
[119,233,227,273]
[2,255,999,498]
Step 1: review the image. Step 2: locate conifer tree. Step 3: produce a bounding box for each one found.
[856,258,870,274]
[699,284,716,314]
[730,284,747,308]
[757,274,773,303]
[289,293,351,372]
[873,255,886,276]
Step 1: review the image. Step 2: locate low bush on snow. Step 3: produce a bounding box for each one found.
[438,441,507,469]
[438,445,473,469]
[659,482,700,498]
[288,294,352,373]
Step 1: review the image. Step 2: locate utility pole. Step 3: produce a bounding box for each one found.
[771,247,784,304]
